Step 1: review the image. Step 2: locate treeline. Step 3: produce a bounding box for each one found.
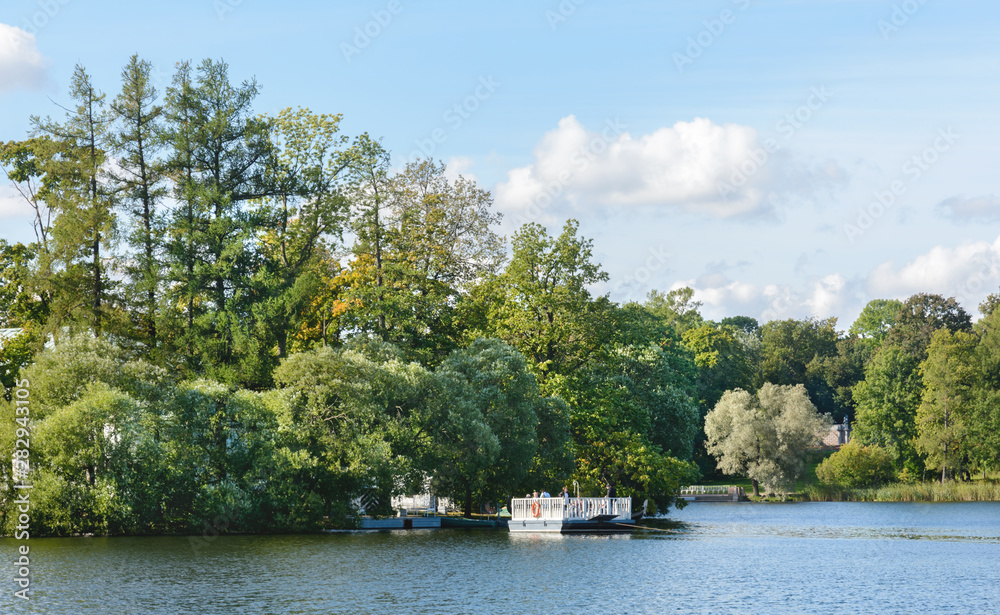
[0,57,707,535]
[0,58,997,535]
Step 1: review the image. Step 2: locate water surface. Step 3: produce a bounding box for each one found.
[2,502,999,614]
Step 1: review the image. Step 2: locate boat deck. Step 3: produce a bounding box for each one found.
[509,497,634,533]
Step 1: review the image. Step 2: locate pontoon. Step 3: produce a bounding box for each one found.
[508,497,635,533]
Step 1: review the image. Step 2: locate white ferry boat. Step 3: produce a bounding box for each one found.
[508,497,636,533]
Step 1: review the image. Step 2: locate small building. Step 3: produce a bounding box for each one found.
[820,418,851,447]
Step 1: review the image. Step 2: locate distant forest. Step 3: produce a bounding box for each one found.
[1,57,998,536]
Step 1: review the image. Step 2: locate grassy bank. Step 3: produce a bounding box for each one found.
[803,480,1000,502]
[702,448,1000,502]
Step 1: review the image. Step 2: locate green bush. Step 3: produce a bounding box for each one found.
[815,442,896,488]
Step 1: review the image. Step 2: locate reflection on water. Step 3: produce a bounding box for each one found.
[1,502,999,614]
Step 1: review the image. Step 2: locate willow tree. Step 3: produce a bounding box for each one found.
[705,383,831,496]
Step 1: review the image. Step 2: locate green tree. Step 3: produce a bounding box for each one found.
[237,107,352,384]
[107,55,166,349]
[759,317,838,387]
[561,342,700,508]
[683,323,755,411]
[804,336,868,421]
[162,59,275,384]
[645,287,704,335]
[704,383,832,496]
[815,442,896,488]
[31,65,117,337]
[433,338,552,516]
[849,298,904,344]
[483,220,611,390]
[340,154,504,363]
[885,293,972,358]
[970,308,1000,476]
[916,328,978,482]
[851,345,923,473]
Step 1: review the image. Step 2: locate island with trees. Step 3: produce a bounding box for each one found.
[1,58,998,537]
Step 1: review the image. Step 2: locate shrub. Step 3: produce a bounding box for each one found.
[816,442,896,488]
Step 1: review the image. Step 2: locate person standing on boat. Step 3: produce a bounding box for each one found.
[561,486,570,514]
[605,481,617,515]
[540,489,550,498]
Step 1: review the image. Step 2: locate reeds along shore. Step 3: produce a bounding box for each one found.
[803,481,1000,502]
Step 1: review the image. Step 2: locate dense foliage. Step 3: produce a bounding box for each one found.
[2,58,1000,534]
[815,442,896,488]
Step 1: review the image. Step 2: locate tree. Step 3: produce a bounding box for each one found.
[31,65,117,337]
[682,323,755,412]
[849,298,904,344]
[483,220,611,390]
[916,328,978,482]
[433,338,548,516]
[241,107,351,381]
[272,342,434,516]
[645,287,704,335]
[885,293,972,358]
[339,154,504,363]
[759,317,838,387]
[162,59,275,384]
[562,341,700,508]
[704,383,831,496]
[804,336,868,421]
[720,315,760,336]
[815,442,896,488]
[851,345,923,473]
[107,55,166,349]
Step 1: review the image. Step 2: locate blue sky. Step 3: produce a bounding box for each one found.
[2,0,1000,328]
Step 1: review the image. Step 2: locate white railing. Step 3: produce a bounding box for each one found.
[679,485,732,495]
[511,497,631,521]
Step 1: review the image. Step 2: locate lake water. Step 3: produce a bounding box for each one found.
[2,502,999,614]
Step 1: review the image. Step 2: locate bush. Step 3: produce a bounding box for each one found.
[816,442,896,488]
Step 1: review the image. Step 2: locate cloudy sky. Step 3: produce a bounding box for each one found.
[2,0,999,329]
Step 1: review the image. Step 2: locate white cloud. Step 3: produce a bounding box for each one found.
[0,185,41,245]
[671,236,1000,327]
[867,236,1000,309]
[443,156,476,183]
[672,271,862,327]
[937,194,1000,222]
[494,115,844,224]
[0,23,48,93]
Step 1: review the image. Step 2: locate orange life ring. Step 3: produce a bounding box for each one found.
[531,501,541,517]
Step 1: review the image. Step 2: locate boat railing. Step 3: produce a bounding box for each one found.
[510,497,632,521]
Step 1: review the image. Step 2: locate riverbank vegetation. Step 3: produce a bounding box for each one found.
[1,58,999,536]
